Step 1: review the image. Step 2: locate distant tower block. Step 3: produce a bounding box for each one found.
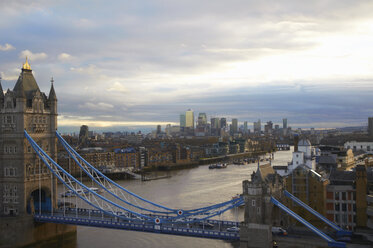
[368,117,373,136]
[0,59,75,247]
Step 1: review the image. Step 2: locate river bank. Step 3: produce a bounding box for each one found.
[141,150,273,173]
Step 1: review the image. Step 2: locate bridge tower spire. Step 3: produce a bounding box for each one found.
[240,162,284,248]
[0,61,75,246]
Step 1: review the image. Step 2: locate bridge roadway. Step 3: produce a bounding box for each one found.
[34,208,240,241]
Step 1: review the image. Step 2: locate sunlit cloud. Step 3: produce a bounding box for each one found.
[79,102,114,111]
[58,53,73,61]
[107,81,128,94]
[19,50,47,61]
[58,115,177,127]
[70,64,98,74]
[0,43,15,51]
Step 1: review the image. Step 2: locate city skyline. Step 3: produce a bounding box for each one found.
[1,1,373,131]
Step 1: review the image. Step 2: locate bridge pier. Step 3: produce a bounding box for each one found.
[0,215,76,247]
[239,223,272,248]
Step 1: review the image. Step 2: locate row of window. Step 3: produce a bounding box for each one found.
[27,165,49,176]
[4,167,17,177]
[3,115,15,124]
[3,184,18,204]
[3,145,17,154]
[4,206,18,216]
[347,145,371,151]
[335,213,356,224]
[335,203,356,212]
[27,144,49,153]
[31,116,47,124]
[334,191,356,201]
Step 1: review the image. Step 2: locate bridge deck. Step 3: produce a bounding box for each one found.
[34,211,240,241]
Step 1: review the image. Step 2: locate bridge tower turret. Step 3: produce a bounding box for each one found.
[240,163,273,248]
[0,59,75,247]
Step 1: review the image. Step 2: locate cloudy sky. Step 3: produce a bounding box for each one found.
[1,0,373,132]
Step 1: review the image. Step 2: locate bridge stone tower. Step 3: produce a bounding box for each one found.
[0,59,75,247]
[240,163,284,248]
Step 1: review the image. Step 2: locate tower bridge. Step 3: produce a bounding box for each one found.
[1,61,350,247]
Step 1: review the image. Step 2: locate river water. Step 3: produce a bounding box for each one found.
[33,149,293,248]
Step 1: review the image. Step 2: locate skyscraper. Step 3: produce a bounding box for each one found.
[220,118,227,129]
[198,113,207,125]
[368,117,373,136]
[264,121,273,134]
[283,118,288,129]
[185,109,194,128]
[196,113,208,136]
[156,125,161,134]
[232,118,238,134]
[210,117,220,128]
[211,117,216,128]
[210,117,220,136]
[244,121,248,133]
[79,125,89,147]
[254,119,261,133]
[180,114,186,127]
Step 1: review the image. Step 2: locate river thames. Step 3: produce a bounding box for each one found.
[31,148,293,248]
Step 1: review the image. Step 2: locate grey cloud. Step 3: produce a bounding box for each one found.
[1,0,373,130]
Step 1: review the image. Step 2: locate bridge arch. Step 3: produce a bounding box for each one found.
[27,187,52,214]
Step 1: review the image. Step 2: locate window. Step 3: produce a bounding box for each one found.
[342,214,347,223]
[342,203,347,212]
[257,207,261,214]
[252,200,256,206]
[335,192,340,200]
[335,203,340,211]
[4,168,17,177]
[335,214,340,223]
[342,192,346,201]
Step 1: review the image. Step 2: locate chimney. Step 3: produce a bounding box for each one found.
[294,134,299,152]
